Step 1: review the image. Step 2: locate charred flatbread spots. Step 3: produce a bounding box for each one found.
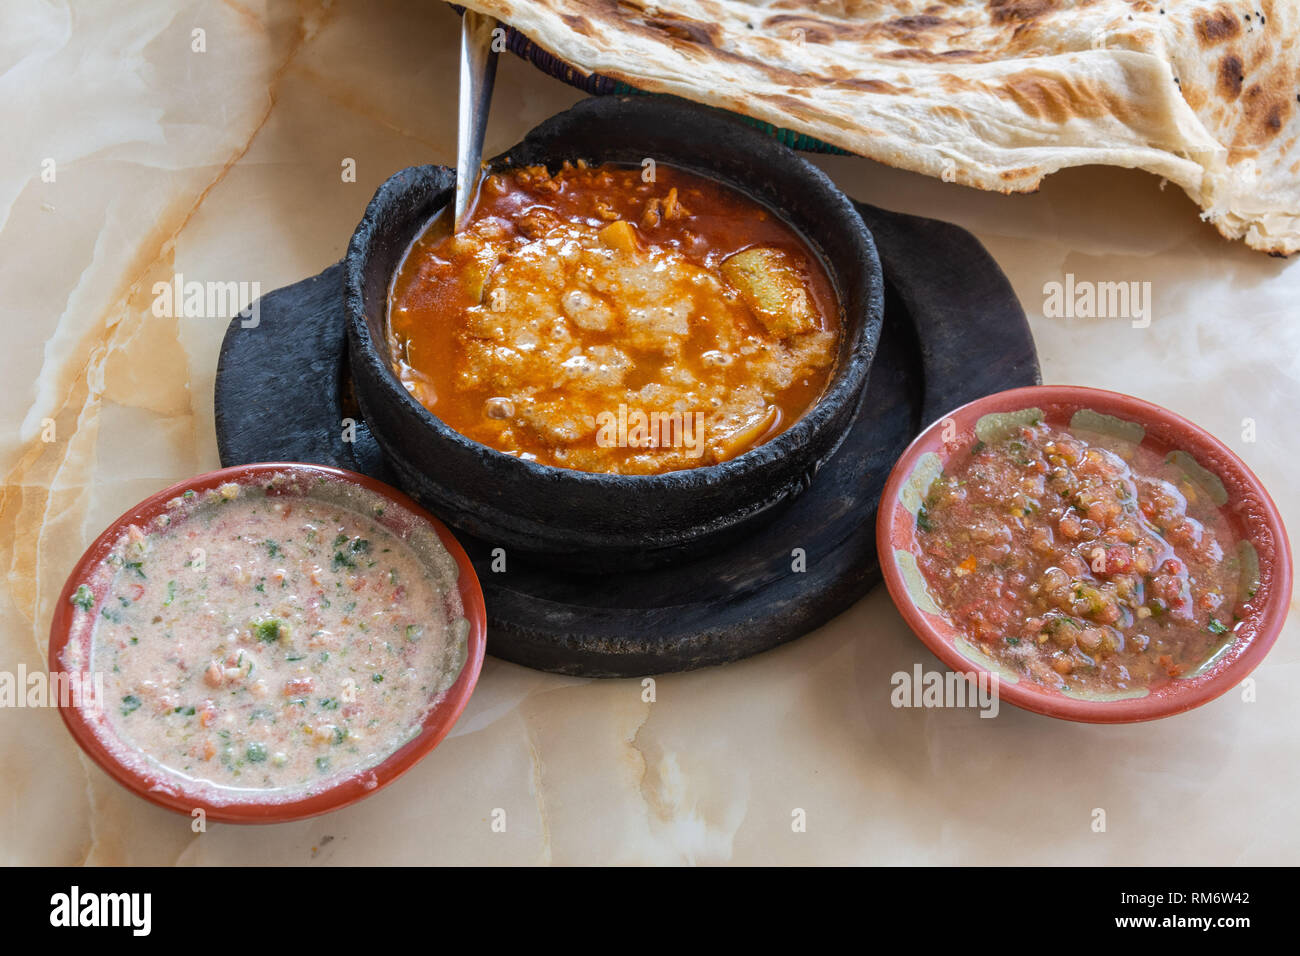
[456,0,1300,256]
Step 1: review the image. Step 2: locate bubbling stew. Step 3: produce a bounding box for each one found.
[387,161,841,475]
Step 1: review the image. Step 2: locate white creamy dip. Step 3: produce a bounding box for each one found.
[66,476,467,804]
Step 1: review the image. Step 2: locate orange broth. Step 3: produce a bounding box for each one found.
[387,161,841,474]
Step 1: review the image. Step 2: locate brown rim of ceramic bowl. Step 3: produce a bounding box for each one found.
[48,462,486,824]
[876,385,1292,724]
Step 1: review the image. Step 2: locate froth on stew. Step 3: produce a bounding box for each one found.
[387,161,842,475]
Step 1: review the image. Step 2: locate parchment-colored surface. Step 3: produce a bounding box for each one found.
[1,0,1295,865]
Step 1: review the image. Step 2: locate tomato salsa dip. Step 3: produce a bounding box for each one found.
[60,472,470,805]
[387,160,841,474]
[911,410,1258,697]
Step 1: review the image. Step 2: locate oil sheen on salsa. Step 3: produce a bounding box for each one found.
[76,480,464,799]
[388,161,841,474]
[915,420,1252,695]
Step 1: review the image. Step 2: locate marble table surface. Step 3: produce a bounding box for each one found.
[2,0,1296,866]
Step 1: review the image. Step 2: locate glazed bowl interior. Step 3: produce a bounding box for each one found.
[344,94,883,569]
[49,463,487,824]
[877,385,1291,723]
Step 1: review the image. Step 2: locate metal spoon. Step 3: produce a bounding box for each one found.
[454,10,500,232]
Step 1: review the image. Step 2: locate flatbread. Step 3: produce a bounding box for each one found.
[457,0,1300,255]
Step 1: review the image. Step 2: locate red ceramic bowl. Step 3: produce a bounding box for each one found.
[49,463,486,823]
[877,386,1292,723]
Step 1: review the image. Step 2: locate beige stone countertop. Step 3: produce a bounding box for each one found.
[2,0,1296,865]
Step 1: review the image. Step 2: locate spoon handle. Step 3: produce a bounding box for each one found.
[454,11,500,232]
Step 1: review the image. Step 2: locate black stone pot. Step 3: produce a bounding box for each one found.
[344,95,884,572]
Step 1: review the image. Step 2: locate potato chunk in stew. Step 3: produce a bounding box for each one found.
[720,247,817,338]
